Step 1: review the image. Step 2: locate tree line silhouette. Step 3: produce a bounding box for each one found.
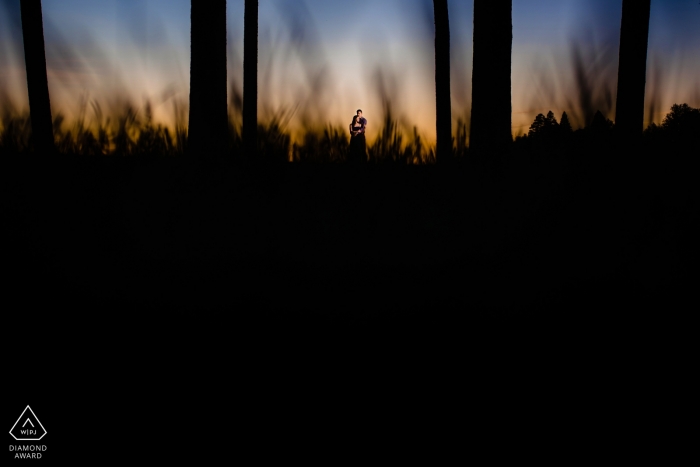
[515,104,698,152]
[3,0,698,162]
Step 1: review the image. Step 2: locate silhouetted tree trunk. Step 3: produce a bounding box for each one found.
[615,0,651,141]
[188,1,227,157]
[470,0,512,155]
[20,0,54,155]
[434,0,452,163]
[243,0,258,160]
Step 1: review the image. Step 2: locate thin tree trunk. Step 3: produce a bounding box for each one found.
[434,0,452,163]
[470,0,512,156]
[243,0,258,160]
[188,1,227,157]
[615,0,651,141]
[20,0,54,155]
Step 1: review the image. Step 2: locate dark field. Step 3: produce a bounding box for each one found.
[3,152,695,335]
[3,151,696,461]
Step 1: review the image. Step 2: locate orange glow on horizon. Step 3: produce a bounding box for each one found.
[1,1,698,149]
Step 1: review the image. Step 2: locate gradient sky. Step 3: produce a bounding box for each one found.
[1,0,699,144]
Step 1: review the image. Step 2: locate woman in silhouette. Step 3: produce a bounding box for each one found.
[349,109,367,163]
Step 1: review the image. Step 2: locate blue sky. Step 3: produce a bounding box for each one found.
[1,0,698,141]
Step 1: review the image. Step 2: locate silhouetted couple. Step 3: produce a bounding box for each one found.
[349,109,367,164]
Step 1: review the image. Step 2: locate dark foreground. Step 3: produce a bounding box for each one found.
[2,153,695,458]
[4,154,694,319]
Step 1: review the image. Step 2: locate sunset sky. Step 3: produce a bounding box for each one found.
[1,0,698,144]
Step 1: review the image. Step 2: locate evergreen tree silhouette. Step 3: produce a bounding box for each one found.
[528,114,547,138]
[615,0,651,142]
[644,103,700,154]
[188,1,228,157]
[433,0,452,163]
[243,0,258,160]
[560,112,573,134]
[20,0,54,155]
[528,111,558,139]
[470,0,512,155]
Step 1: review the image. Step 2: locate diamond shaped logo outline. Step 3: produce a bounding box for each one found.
[9,406,47,441]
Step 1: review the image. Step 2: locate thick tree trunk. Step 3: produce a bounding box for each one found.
[615,0,651,141]
[188,1,228,157]
[469,0,512,156]
[243,0,258,160]
[20,0,54,155]
[434,0,452,163]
